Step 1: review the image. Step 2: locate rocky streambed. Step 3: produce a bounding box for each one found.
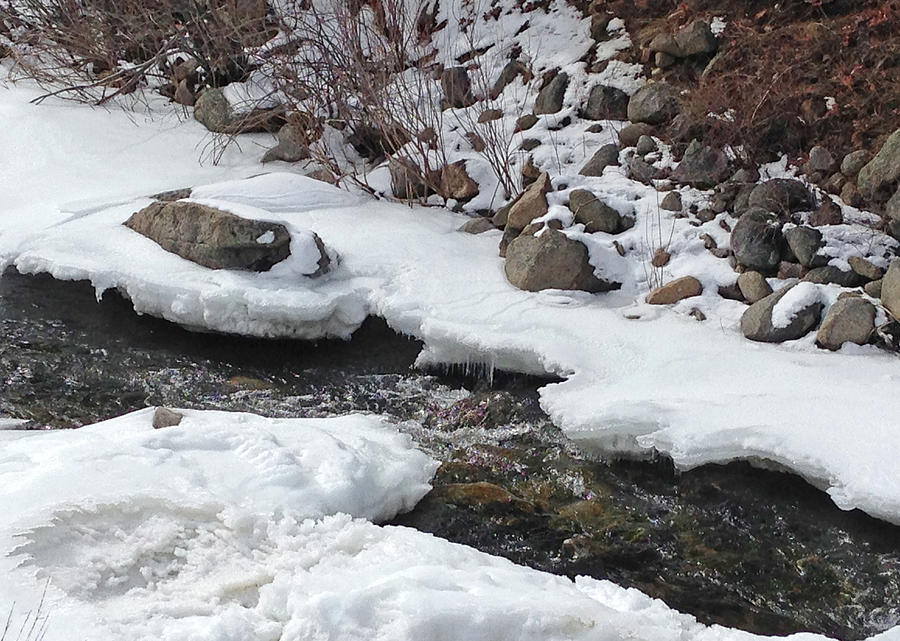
[1,266,898,640]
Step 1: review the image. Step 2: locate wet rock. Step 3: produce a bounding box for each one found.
[441,161,480,201]
[515,114,538,132]
[857,129,900,201]
[672,140,729,189]
[579,144,619,176]
[582,85,629,120]
[783,226,823,268]
[627,82,679,125]
[840,150,870,178]
[441,66,475,108]
[880,260,900,319]
[747,179,814,216]
[458,217,496,234]
[803,266,864,288]
[504,228,617,292]
[534,72,569,115]
[506,172,551,231]
[635,135,658,156]
[737,271,773,304]
[567,189,622,234]
[848,256,884,282]
[152,407,183,429]
[660,191,682,212]
[618,123,656,147]
[262,122,311,163]
[124,201,314,272]
[646,276,702,304]
[816,298,876,351]
[741,284,822,343]
[432,482,534,512]
[730,210,783,272]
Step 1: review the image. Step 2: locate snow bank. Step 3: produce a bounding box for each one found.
[5,170,900,529]
[1,409,887,641]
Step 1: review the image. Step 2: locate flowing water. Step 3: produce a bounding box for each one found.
[1,266,898,639]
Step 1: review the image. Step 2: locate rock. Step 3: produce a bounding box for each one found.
[652,248,671,267]
[534,72,569,115]
[477,108,503,123]
[590,12,611,41]
[822,172,846,195]
[737,271,773,304]
[840,181,863,208]
[660,191,682,211]
[440,161,479,201]
[124,201,309,273]
[655,51,676,69]
[783,226,823,267]
[506,172,551,231]
[579,144,619,176]
[627,83,679,125]
[618,123,656,147]
[628,157,659,184]
[520,138,541,151]
[567,189,621,234]
[646,276,702,304]
[730,210,783,272]
[504,228,617,293]
[857,129,900,201]
[886,188,900,222]
[777,261,807,280]
[803,266,864,287]
[262,122,311,163]
[718,282,744,300]
[306,167,337,184]
[649,20,717,58]
[514,114,538,132]
[194,88,233,133]
[151,188,192,201]
[672,140,729,189]
[173,80,195,106]
[635,135,657,156]
[152,407,183,429]
[865,279,883,298]
[466,132,486,152]
[849,256,884,281]
[880,260,900,319]
[458,217,496,234]
[490,60,530,99]
[840,150,870,178]
[747,179,814,215]
[802,145,836,176]
[741,284,823,343]
[816,298,876,350]
[582,85,629,120]
[441,66,474,108]
[390,157,430,200]
[809,197,844,226]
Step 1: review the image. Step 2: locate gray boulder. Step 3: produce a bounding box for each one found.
[848,256,884,281]
[840,150,869,178]
[747,179,814,215]
[741,284,823,343]
[506,172,552,231]
[618,123,656,147]
[730,210,783,272]
[627,83,679,125]
[660,191,682,212]
[672,140,729,188]
[737,271,772,304]
[582,85,629,120]
[579,144,619,176]
[124,201,320,273]
[504,229,618,292]
[816,298,876,350]
[880,260,900,319]
[534,72,569,115]
[194,88,233,133]
[568,189,622,234]
[802,145,836,177]
[458,217,496,234]
[857,129,900,201]
[649,20,717,58]
[635,135,658,156]
[262,122,311,163]
[783,226,823,267]
[803,266,864,288]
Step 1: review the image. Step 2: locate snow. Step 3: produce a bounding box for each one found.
[0,409,891,641]
[771,282,822,329]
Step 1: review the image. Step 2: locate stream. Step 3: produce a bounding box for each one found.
[1,266,898,640]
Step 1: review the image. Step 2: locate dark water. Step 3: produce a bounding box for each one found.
[1,267,898,639]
